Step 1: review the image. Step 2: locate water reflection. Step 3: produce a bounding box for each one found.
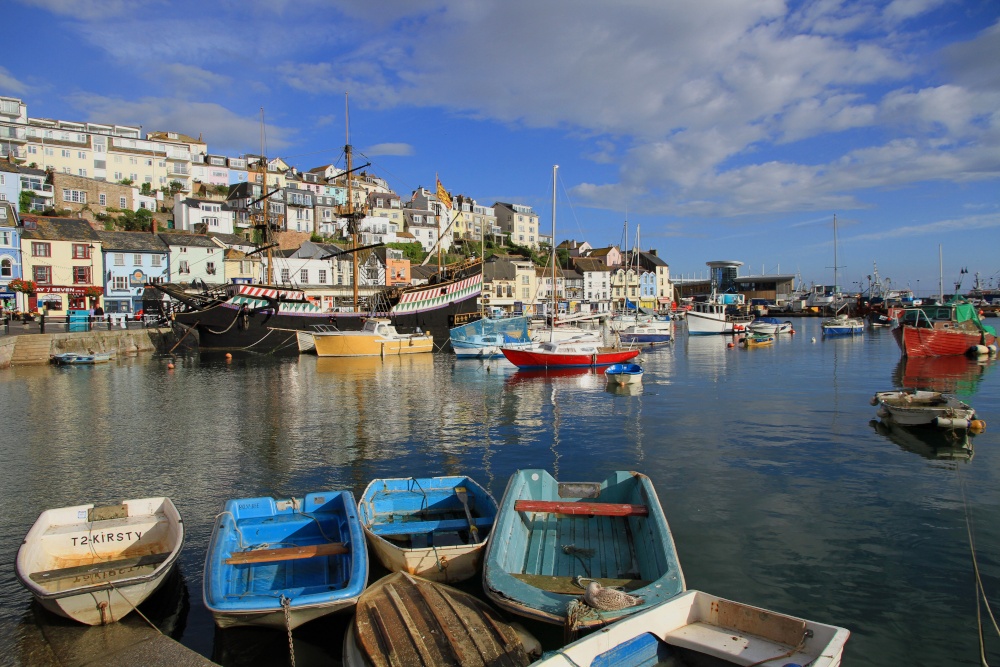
[893,355,996,395]
[605,381,644,396]
[869,418,975,461]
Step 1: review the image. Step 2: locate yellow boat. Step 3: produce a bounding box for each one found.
[313,318,434,357]
[741,333,775,348]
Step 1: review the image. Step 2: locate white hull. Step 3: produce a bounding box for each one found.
[533,589,849,667]
[605,371,643,385]
[296,331,316,353]
[16,497,184,626]
[365,532,487,584]
[211,599,355,630]
[873,390,977,426]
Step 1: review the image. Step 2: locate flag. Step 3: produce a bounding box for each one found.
[436,177,452,210]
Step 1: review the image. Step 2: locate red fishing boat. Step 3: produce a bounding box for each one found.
[892,298,996,357]
[501,338,640,369]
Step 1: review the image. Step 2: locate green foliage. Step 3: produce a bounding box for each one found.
[19,190,32,213]
[385,242,426,263]
[119,178,134,186]
[310,233,325,242]
[140,182,153,196]
[212,184,230,196]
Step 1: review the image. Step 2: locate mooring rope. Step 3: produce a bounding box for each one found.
[958,467,999,666]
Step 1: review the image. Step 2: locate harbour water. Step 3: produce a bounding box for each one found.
[1,317,998,666]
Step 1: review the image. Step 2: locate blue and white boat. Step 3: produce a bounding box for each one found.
[483,469,685,631]
[616,319,672,345]
[203,491,367,630]
[821,314,865,336]
[604,362,644,385]
[748,317,793,335]
[450,316,532,358]
[50,351,114,365]
[358,475,498,583]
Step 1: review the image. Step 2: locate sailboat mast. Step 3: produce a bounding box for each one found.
[939,244,944,303]
[550,164,558,342]
[346,93,359,312]
[259,108,274,285]
[833,214,838,294]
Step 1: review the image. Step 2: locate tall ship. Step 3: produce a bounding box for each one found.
[155,102,482,353]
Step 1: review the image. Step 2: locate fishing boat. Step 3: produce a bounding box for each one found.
[482,469,685,630]
[821,313,864,336]
[450,315,532,358]
[604,362,644,385]
[871,390,984,430]
[16,497,184,625]
[50,351,114,365]
[740,332,775,347]
[686,292,754,335]
[748,317,793,335]
[312,317,433,357]
[892,297,997,357]
[203,491,367,629]
[531,589,850,667]
[358,475,498,583]
[343,572,539,667]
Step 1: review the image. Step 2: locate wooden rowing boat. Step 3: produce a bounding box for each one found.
[483,469,685,630]
[343,571,538,667]
[358,475,497,583]
[203,491,367,629]
[532,589,850,667]
[16,497,184,625]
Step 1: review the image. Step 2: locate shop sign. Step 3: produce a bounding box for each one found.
[36,286,88,295]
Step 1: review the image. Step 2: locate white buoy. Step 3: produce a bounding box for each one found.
[811,337,817,343]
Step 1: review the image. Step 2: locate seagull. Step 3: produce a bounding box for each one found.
[582,580,644,611]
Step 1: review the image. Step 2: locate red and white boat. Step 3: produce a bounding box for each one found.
[892,298,997,357]
[501,337,640,369]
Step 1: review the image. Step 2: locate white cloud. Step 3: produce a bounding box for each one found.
[66,93,297,153]
[845,212,1000,242]
[0,67,28,96]
[362,143,413,156]
[156,64,232,95]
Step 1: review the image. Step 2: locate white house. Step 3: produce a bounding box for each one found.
[159,233,225,284]
[172,194,235,234]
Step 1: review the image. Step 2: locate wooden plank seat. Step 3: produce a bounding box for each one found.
[511,573,650,594]
[29,552,170,584]
[224,542,348,565]
[368,516,494,537]
[514,500,649,517]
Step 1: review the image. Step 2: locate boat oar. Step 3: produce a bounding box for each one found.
[454,486,480,543]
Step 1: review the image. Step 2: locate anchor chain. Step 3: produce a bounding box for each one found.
[280,595,296,667]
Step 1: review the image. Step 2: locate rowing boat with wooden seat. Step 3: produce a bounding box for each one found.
[483,470,684,631]
[358,475,498,583]
[203,491,367,629]
[16,497,184,625]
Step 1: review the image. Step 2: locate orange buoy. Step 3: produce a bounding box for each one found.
[167,362,175,369]
[225,353,232,359]
[727,342,735,348]
[970,420,987,434]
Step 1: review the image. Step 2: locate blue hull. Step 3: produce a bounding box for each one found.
[203,491,367,628]
[618,333,671,344]
[483,469,685,629]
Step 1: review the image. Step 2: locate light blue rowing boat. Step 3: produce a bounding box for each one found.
[203,491,367,630]
[359,476,498,583]
[483,470,685,631]
[604,362,644,385]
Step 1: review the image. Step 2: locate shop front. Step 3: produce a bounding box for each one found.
[32,286,103,312]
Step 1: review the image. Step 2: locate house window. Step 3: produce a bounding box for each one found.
[72,244,91,259]
[300,269,308,283]
[134,254,142,265]
[61,149,71,158]
[0,258,11,277]
[318,269,326,284]
[120,197,127,208]
[78,151,87,159]
[178,260,190,274]
[0,229,8,241]
[205,217,219,228]
[281,268,290,282]
[99,194,107,206]
[113,253,125,266]
[206,262,216,275]
[113,276,128,290]
[73,266,91,284]
[32,242,51,257]
[33,265,52,284]
[152,255,162,267]
[62,189,87,203]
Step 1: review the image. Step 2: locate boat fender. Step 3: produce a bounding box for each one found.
[876,406,890,419]
[989,344,999,356]
[934,417,973,430]
[971,420,987,434]
[968,345,990,357]
[870,395,880,406]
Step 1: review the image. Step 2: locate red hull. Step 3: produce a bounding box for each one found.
[501,347,640,369]
[893,324,995,357]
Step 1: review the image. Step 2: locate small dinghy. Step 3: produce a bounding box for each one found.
[604,362,644,386]
[203,491,367,629]
[533,589,850,667]
[16,497,184,625]
[741,333,775,348]
[483,470,684,631]
[358,475,497,583]
[872,390,985,430]
[343,571,539,667]
[50,351,114,365]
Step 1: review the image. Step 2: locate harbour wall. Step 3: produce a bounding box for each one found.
[0,328,172,368]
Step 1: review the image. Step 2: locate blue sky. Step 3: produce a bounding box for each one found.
[3,0,999,296]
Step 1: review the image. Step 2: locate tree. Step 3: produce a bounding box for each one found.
[19,190,32,213]
[119,178,134,186]
[385,242,426,264]
[140,182,153,196]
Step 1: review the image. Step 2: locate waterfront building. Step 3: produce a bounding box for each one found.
[610,265,641,311]
[158,232,223,285]
[634,249,673,310]
[96,231,169,314]
[403,208,442,254]
[19,215,103,312]
[225,181,284,235]
[378,247,410,287]
[408,186,453,253]
[191,153,234,189]
[482,256,518,314]
[587,245,624,268]
[0,160,53,213]
[493,202,540,250]
[284,186,314,234]
[573,258,612,314]
[0,201,22,311]
[536,263,566,316]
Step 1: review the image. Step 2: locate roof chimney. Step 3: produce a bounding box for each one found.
[151,218,158,235]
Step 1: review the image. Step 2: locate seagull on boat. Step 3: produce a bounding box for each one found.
[577,578,644,611]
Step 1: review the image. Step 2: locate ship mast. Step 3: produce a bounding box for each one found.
[255,108,274,285]
[346,94,359,311]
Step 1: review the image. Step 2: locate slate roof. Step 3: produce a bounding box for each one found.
[573,257,612,272]
[157,232,220,248]
[484,257,517,281]
[97,230,169,252]
[20,216,101,242]
[636,250,668,268]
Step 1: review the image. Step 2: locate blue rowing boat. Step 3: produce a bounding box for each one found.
[604,362,644,385]
[483,470,685,631]
[358,476,498,583]
[203,491,367,629]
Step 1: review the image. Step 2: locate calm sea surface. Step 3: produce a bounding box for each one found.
[2,317,999,666]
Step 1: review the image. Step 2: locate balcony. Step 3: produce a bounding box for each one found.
[21,181,54,197]
[167,164,190,177]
